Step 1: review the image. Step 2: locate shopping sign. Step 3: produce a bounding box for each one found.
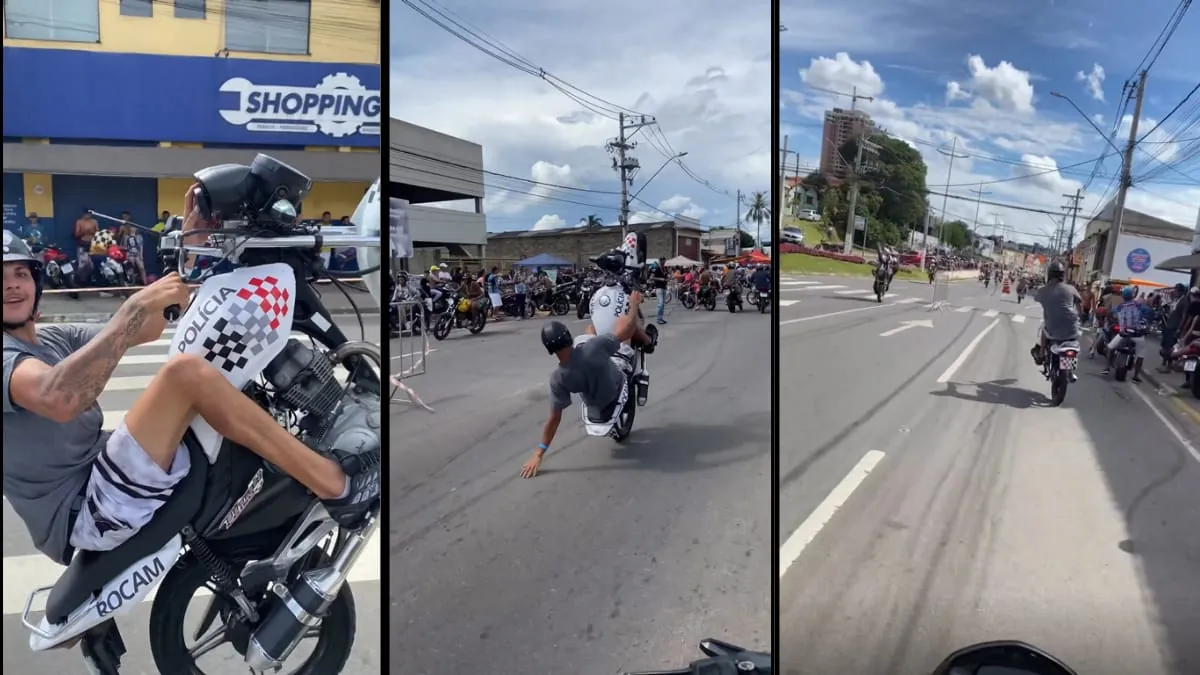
[218,73,381,139]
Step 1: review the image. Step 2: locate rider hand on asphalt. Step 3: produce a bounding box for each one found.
[520,451,543,479]
[122,272,191,344]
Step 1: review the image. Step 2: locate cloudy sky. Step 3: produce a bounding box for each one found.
[780,0,1199,246]
[393,0,771,233]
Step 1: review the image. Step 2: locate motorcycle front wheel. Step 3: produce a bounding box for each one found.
[148,552,356,675]
[704,296,716,311]
[432,315,453,341]
[552,296,570,316]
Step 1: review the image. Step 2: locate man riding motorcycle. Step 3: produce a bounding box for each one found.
[1102,285,1151,381]
[1,188,380,569]
[521,292,650,479]
[1030,260,1082,368]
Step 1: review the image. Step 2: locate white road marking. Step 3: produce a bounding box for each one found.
[983,309,999,318]
[782,284,846,292]
[779,300,801,307]
[956,306,973,313]
[883,293,899,299]
[780,450,886,578]
[781,303,893,325]
[880,319,934,337]
[835,289,872,295]
[1129,386,1200,466]
[3,531,382,615]
[780,281,821,286]
[1011,314,1027,323]
[895,297,922,304]
[937,318,1001,384]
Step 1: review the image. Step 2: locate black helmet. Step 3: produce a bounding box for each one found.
[1046,260,1065,279]
[3,229,45,327]
[541,320,573,354]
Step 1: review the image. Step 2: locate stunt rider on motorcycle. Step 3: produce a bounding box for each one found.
[521,292,651,479]
[1030,260,1082,368]
[1,188,380,569]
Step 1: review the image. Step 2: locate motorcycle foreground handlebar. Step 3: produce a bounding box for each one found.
[624,639,1077,675]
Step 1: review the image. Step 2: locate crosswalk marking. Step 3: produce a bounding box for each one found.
[956,306,973,313]
[835,289,872,295]
[983,309,999,318]
[895,297,921,304]
[783,284,846,291]
[1011,314,1027,323]
[780,280,820,285]
[779,300,801,307]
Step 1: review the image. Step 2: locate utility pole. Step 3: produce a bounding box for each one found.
[969,185,991,248]
[1100,70,1148,278]
[841,137,879,255]
[779,135,789,238]
[607,111,655,237]
[736,189,744,252]
[1063,188,1084,250]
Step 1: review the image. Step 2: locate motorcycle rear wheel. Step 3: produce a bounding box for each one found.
[612,396,636,442]
[1114,364,1128,382]
[704,296,716,311]
[468,312,487,334]
[148,551,356,674]
[1050,372,1068,406]
[552,297,570,316]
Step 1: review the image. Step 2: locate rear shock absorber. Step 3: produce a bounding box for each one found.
[181,526,259,622]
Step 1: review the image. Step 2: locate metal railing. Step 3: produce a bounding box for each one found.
[388,281,434,412]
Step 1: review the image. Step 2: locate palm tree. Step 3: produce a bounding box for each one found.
[744,192,771,250]
[579,214,604,228]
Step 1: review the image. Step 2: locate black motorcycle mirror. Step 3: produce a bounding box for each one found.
[931,641,1078,675]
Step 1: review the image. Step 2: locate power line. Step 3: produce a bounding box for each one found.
[399,0,732,197]
[397,148,620,195]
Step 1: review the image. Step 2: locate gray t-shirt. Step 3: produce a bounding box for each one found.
[548,334,625,413]
[1035,281,1082,341]
[3,324,108,564]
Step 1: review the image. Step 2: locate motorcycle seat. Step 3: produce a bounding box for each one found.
[44,436,209,625]
[587,398,620,423]
[1049,341,1080,353]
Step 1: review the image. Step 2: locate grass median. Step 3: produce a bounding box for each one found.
[780,253,924,280]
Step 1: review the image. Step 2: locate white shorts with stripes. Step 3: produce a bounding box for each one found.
[69,423,191,552]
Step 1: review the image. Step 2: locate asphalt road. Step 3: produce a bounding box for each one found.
[778,275,1200,675]
[2,316,384,674]
[389,302,772,674]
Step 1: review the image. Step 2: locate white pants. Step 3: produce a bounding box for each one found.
[1108,334,1146,359]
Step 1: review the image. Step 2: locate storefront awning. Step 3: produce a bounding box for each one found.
[1155,253,1200,272]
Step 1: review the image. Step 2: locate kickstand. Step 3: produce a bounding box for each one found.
[80,621,126,675]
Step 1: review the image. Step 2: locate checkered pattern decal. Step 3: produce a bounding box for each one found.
[201,275,292,373]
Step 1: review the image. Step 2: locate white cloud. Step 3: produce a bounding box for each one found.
[393,1,769,232]
[946,55,1036,114]
[1075,63,1106,102]
[657,194,708,220]
[531,214,567,231]
[800,52,884,99]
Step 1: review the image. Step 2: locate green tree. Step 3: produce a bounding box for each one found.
[579,214,604,228]
[738,230,757,248]
[744,191,771,249]
[940,220,971,249]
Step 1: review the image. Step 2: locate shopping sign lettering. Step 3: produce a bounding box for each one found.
[218,73,381,139]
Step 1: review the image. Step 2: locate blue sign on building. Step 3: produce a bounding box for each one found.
[2,48,380,147]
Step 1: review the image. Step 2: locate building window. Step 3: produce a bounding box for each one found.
[175,0,206,19]
[120,0,153,17]
[5,0,101,42]
[225,0,311,55]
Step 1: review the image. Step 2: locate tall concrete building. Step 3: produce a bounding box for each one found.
[819,108,874,181]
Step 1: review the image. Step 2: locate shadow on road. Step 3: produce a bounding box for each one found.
[930,378,1052,409]
[541,413,770,477]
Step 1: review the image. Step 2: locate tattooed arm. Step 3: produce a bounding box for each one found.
[7,303,151,423]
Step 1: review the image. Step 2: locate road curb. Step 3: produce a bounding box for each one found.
[40,307,368,324]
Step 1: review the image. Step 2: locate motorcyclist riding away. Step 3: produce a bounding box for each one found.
[521,291,650,479]
[1103,285,1151,381]
[1030,260,1081,367]
[1,193,380,568]
[750,263,772,294]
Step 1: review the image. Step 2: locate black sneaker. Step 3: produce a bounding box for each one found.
[317,400,381,528]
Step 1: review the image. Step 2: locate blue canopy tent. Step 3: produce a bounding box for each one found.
[515,253,573,268]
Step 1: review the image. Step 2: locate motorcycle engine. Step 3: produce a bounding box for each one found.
[263,339,345,436]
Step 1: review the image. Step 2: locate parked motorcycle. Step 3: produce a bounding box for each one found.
[576,278,596,319]
[499,291,535,318]
[1177,341,1200,398]
[432,289,487,340]
[21,158,384,675]
[38,244,80,292]
[96,244,128,287]
[623,639,1078,675]
[1111,325,1146,382]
